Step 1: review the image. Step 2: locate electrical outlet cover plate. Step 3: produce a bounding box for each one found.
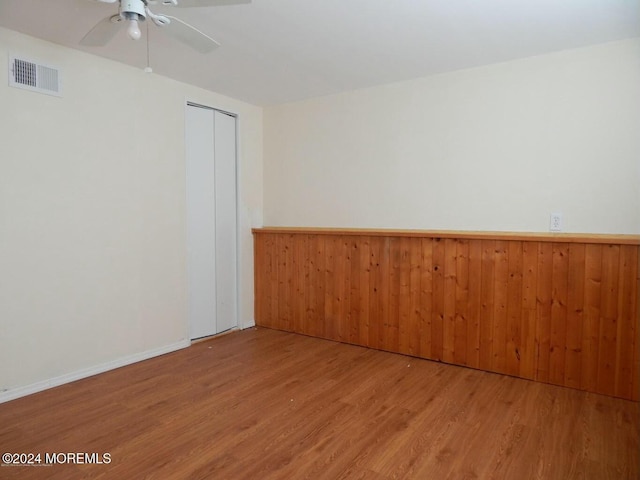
[550,212,563,232]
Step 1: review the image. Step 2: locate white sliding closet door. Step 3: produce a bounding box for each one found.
[212,110,237,334]
[185,104,237,339]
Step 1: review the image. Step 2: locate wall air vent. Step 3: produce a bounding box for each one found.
[9,55,62,97]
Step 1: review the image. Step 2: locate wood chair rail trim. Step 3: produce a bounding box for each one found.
[252,227,640,245]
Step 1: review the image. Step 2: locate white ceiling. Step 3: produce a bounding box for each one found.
[1,0,638,105]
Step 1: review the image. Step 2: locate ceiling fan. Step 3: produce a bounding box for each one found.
[80,0,250,53]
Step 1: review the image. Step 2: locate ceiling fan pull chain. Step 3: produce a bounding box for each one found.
[144,21,153,73]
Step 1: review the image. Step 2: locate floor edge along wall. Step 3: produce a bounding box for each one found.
[253,228,640,401]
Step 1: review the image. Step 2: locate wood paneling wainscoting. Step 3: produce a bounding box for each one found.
[253,228,640,401]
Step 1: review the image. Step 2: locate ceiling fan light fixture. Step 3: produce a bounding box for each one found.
[119,0,146,40]
[126,17,142,40]
[81,0,250,51]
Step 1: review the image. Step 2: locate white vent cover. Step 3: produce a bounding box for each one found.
[9,55,62,97]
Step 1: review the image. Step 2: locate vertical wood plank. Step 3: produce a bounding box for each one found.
[549,243,569,386]
[344,236,353,342]
[442,239,458,364]
[565,243,585,389]
[398,237,412,355]
[479,240,496,371]
[334,236,349,342]
[419,239,434,359]
[323,236,339,341]
[387,237,402,353]
[631,251,640,402]
[269,235,280,328]
[454,239,470,366]
[300,235,312,335]
[378,237,391,351]
[369,237,390,351]
[307,235,326,339]
[505,241,523,377]
[520,241,538,380]
[253,232,265,325]
[581,244,602,393]
[597,245,620,396]
[491,241,509,374]
[466,240,482,369]
[535,242,553,383]
[407,237,422,357]
[282,234,296,331]
[431,238,445,361]
[358,237,371,347]
[368,237,382,350]
[632,247,640,402]
[291,234,307,334]
[348,238,361,345]
[267,233,280,329]
[614,245,636,399]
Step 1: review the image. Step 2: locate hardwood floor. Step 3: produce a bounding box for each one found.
[1,327,637,479]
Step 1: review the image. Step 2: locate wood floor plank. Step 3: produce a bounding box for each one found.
[0,328,637,480]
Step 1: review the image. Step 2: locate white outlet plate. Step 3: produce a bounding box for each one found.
[550,212,563,232]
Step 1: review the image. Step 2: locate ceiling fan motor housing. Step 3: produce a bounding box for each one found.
[120,0,147,21]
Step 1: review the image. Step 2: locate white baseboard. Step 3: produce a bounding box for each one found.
[0,340,190,404]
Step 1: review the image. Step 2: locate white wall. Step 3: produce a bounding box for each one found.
[264,39,640,234]
[0,27,263,400]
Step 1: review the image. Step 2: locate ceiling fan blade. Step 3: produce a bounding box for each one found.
[80,15,122,47]
[170,0,251,7]
[162,16,221,53]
